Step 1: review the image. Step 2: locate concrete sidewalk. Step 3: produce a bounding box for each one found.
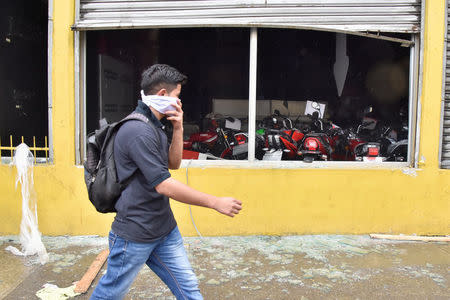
[1,235,448,299]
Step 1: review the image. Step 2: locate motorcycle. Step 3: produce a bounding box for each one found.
[331,123,382,162]
[183,116,252,160]
[331,106,383,162]
[377,126,408,162]
[258,112,305,160]
[296,111,335,162]
[376,105,409,162]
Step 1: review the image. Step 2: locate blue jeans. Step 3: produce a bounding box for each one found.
[90,227,203,300]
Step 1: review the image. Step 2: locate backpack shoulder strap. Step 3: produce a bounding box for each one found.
[122,112,150,123]
[120,112,161,145]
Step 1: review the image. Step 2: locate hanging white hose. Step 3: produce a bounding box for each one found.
[5,143,49,265]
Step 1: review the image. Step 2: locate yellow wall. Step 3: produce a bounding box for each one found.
[0,0,448,236]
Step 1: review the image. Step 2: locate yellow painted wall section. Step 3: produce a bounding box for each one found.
[0,0,448,237]
[52,0,76,167]
[419,0,447,168]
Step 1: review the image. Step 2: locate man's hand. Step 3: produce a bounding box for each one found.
[212,197,243,217]
[167,99,183,169]
[166,99,183,130]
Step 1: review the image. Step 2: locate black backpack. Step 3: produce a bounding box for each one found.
[84,112,158,213]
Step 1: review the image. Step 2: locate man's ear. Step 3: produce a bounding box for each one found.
[156,88,167,96]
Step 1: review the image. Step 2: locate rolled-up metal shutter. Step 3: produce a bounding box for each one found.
[73,0,421,33]
[442,101,450,168]
[441,1,450,169]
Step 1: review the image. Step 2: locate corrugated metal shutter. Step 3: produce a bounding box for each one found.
[442,102,450,168]
[73,0,421,33]
[442,1,450,168]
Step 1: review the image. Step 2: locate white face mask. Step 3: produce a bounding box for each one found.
[140,90,178,114]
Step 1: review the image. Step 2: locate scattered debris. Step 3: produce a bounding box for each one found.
[370,234,450,242]
[74,249,109,293]
[274,270,292,278]
[206,279,220,285]
[51,253,81,273]
[197,274,205,280]
[303,267,349,281]
[36,283,80,300]
[397,266,447,288]
[240,285,262,290]
[0,235,447,298]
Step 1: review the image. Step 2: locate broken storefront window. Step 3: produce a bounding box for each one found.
[85,28,411,163]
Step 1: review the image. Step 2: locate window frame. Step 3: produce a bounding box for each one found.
[0,0,54,164]
[75,27,422,169]
[48,0,54,163]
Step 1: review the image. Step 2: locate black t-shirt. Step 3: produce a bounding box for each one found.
[111,101,177,242]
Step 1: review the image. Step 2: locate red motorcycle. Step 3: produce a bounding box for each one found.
[297,132,334,162]
[262,128,305,160]
[183,117,250,160]
[259,112,306,160]
[331,123,382,161]
[296,112,336,162]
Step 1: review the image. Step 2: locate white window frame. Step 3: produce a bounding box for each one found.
[75,26,422,169]
[47,0,54,163]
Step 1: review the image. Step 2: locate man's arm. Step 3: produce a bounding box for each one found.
[167,100,183,169]
[155,178,242,217]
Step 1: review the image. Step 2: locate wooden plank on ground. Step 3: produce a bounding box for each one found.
[74,249,109,294]
[370,234,450,242]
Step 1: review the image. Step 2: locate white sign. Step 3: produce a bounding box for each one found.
[304,101,326,119]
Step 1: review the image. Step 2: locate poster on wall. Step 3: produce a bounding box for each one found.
[98,54,134,123]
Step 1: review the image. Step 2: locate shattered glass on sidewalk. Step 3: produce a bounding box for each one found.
[1,235,449,299]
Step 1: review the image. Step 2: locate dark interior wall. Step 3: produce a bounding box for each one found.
[86,30,142,132]
[0,0,48,152]
[158,28,250,123]
[331,35,410,128]
[346,35,410,121]
[86,28,249,133]
[86,27,410,133]
[257,29,410,127]
[258,29,337,102]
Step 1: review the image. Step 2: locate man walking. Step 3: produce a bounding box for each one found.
[90,64,242,300]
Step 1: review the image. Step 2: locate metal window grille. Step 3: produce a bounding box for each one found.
[0,135,50,163]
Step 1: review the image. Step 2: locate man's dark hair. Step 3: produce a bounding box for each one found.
[141,64,187,95]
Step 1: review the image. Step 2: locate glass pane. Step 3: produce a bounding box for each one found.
[257,29,410,162]
[86,28,250,161]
